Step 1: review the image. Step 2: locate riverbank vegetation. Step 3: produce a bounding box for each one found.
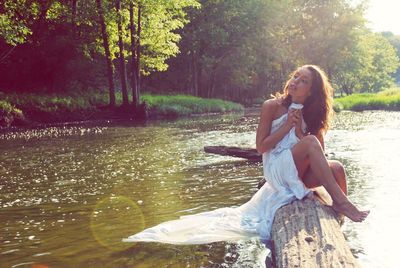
[0,92,243,127]
[1,0,399,126]
[334,87,400,111]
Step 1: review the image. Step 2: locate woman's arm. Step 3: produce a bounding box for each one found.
[256,100,293,154]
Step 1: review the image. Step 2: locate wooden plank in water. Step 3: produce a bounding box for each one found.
[204,146,261,161]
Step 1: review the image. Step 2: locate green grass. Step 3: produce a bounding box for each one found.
[142,94,243,116]
[334,87,400,111]
[0,91,244,127]
[0,98,25,127]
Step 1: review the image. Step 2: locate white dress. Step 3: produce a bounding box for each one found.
[123,103,310,244]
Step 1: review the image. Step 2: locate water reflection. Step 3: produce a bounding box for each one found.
[0,111,399,267]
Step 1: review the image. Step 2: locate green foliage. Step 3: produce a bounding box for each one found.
[332,30,399,95]
[148,0,286,101]
[0,99,18,114]
[334,87,400,111]
[147,0,397,104]
[3,93,95,113]
[139,0,200,74]
[0,0,200,96]
[1,0,399,109]
[381,31,400,83]
[0,97,24,127]
[0,0,33,45]
[142,94,243,116]
[0,91,243,125]
[94,0,199,74]
[284,0,365,69]
[360,33,399,92]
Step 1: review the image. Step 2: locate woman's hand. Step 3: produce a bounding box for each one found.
[285,109,301,128]
[293,110,305,138]
[286,109,305,138]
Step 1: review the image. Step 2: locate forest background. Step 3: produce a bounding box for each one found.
[0,0,399,125]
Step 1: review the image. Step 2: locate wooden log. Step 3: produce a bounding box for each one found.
[204,146,261,161]
[271,196,360,268]
[205,146,357,266]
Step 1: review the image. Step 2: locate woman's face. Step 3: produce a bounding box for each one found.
[288,67,313,103]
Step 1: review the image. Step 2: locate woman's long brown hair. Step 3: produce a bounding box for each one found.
[276,65,333,135]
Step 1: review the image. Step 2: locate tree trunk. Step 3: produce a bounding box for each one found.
[205,49,232,98]
[271,197,360,268]
[31,1,50,44]
[190,50,199,96]
[116,0,129,107]
[71,0,77,27]
[197,63,203,97]
[208,66,218,98]
[96,0,116,107]
[129,2,139,109]
[136,4,142,102]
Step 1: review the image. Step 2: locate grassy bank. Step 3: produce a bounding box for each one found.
[334,87,400,111]
[143,94,243,116]
[0,100,25,127]
[0,91,243,128]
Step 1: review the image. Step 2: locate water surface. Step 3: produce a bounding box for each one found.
[0,111,399,267]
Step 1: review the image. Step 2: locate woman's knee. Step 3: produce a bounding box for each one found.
[300,135,321,148]
[292,135,321,159]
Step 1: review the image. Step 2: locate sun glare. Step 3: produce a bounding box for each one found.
[365,0,400,35]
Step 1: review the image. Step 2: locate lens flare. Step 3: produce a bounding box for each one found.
[90,195,145,251]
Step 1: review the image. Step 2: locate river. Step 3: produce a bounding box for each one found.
[0,110,399,267]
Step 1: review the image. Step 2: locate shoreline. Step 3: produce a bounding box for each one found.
[5,106,400,137]
[0,109,250,139]
[0,93,245,130]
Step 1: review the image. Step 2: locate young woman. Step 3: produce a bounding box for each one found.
[124,65,368,246]
[256,64,369,222]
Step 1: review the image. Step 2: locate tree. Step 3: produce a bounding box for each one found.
[331,35,370,95]
[115,0,129,107]
[283,0,367,76]
[358,33,399,92]
[129,1,139,108]
[0,0,109,93]
[101,0,199,109]
[333,31,399,94]
[149,0,287,101]
[144,0,372,103]
[96,0,116,107]
[0,0,33,46]
[382,31,400,83]
[111,0,199,112]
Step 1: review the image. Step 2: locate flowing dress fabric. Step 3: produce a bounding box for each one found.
[123,104,310,244]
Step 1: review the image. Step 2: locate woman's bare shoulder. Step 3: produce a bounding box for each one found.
[261,98,288,121]
[261,98,280,110]
[261,98,282,115]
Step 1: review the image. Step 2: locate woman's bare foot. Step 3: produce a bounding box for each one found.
[332,201,370,222]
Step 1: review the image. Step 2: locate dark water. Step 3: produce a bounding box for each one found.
[0,111,399,267]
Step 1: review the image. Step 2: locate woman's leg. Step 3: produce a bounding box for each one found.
[291,135,369,222]
[257,161,346,192]
[330,160,347,195]
[301,160,347,195]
